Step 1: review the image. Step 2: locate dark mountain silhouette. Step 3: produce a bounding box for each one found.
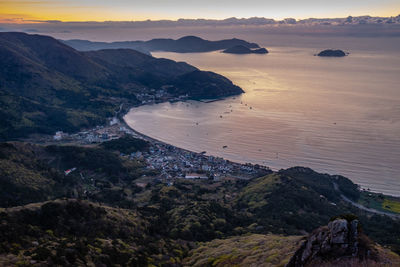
[62,35,260,53]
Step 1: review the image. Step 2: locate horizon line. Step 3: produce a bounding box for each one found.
[1,14,400,24]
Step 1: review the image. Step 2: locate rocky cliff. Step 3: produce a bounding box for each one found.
[286,215,397,266]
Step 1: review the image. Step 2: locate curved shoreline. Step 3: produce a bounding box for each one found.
[121,106,258,167]
[121,103,400,200]
[122,109,400,219]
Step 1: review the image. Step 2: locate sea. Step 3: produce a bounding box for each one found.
[124,34,400,196]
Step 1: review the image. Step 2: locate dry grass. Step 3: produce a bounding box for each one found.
[183,233,304,267]
[382,199,400,214]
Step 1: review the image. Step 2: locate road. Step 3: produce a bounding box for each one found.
[333,182,400,220]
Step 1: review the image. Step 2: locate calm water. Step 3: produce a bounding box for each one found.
[125,36,400,196]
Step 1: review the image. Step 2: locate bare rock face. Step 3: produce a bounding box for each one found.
[286,217,375,267]
[329,219,349,244]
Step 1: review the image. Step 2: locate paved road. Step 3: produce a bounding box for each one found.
[333,182,400,220]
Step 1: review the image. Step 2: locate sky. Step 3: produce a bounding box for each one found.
[0,0,399,23]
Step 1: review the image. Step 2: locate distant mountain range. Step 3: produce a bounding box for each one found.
[62,36,260,54]
[0,32,243,140]
[2,15,399,28]
[159,15,400,26]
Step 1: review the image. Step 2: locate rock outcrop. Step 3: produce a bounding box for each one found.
[286,216,378,267]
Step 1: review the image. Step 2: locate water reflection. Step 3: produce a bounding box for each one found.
[125,41,400,196]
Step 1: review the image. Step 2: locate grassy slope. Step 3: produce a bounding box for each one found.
[184,234,303,267]
[183,233,400,267]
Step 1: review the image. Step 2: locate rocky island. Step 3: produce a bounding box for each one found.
[317,49,348,57]
[222,45,269,54]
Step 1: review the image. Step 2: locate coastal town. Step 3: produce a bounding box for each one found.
[48,115,271,186]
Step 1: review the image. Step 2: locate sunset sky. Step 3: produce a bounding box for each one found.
[0,0,399,23]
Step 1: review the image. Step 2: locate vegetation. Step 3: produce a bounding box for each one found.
[1,142,400,265]
[336,175,361,201]
[0,200,190,266]
[235,168,346,234]
[100,135,149,154]
[0,141,148,208]
[383,198,400,213]
[183,234,303,267]
[358,191,400,214]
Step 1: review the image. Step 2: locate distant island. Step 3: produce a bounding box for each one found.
[317,49,348,57]
[62,36,260,54]
[222,45,269,54]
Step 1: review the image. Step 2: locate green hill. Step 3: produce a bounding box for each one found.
[0,199,189,266]
[0,140,149,208]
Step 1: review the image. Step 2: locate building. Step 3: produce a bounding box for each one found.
[185,173,208,179]
[110,117,119,126]
[202,164,212,171]
[53,131,64,141]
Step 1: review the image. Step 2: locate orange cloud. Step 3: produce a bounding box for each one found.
[0,0,399,23]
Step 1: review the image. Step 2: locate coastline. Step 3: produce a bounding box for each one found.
[117,97,237,161]
[120,100,400,216]
[119,101,272,181]
[121,105,400,218]
[121,97,400,198]
[8,92,400,218]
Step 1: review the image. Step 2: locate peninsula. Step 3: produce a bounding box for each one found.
[222,45,269,54]
[0,32,243,140]
[62,35,260,54]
